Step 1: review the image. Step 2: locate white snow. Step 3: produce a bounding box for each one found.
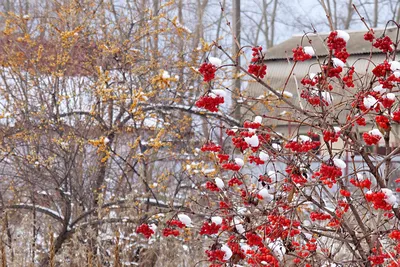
[336,30,350,42]
[363,95,378,109]
[272,143,282,151]
[235,158,244,167]
[258,188,273,201]
[369,129,383,138]
[334,127,341,133]
[221,244,233,261]
[268,240,286,261]
[211,89,227,98]
[333,158,346,169]
[299,135,312,142]
[332,58,345,68]
[162,71,170,79]
[304,46,315,56]
[373,85,385,94]
[202,168,215,174]
[389,61,400,71]
[282,91,293,98]
[149,224,157,232]
[386,195,397,206]
[209,57,222,67]
[215,178,224,189]
[386,93,396,100]
[211,216,223,225]
[177,214,192,227]
[233,217,245,234]
[259,151,269,161]
[244,135,259,147]
[240,243,251,253]
[254,115,263,124]
[321,91,333,105]
[382,189,398,205]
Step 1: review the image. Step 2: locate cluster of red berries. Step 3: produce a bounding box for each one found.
[301,76,318,86]
[365,191,393,210]
[339,189,351,197]
[136,223,154,239]
[219,201,230,209]
[349,178,371,189]
[335,49,350,63]
[226,240,246,261]
[168,219,186,228]
[206,249,226,262]
[356,116,367,126]
[327,31,349,62]
[226,128,236,136]
[246,232,264,247]
[327,31,346,51]
[323,130,340,143]
[195,94,224,112]
[369,254,390,266]
[342,67,355,87]
[393,110,400,123]
[205,181,220,192]
[326,200,350,228]
[285,140,320,153]
[304,240,318,252]
[201,142,222,152]
[372,60,391,77]
[221,162,241,171]
[228,176,243,186]
[381,95,395,108]
[310,211,331,221]
[264,214,301,240]
[199,62,217,82]
[248,248,280,266]
[323,65,343,78]
[375,115,390,130]
[217,154,229,163]
[313,164,342,188]
[248,46,267,78]
[249,155,264,165]
[373,36,394,53]
[379,74,400,90]
[300,90,324,106]
[200,222,221,235]
[162,228,180,237]
[389,230,400,241]
[243,121,261,129]
[364,29,375,42]
[250,46,263,63]
[232,137,250,151]
[286,166,307,185]
[248,64,267,79]
[292,46,312,61]
[363,132,381,145]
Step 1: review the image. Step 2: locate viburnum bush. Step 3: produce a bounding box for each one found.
[135,14,400,267]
